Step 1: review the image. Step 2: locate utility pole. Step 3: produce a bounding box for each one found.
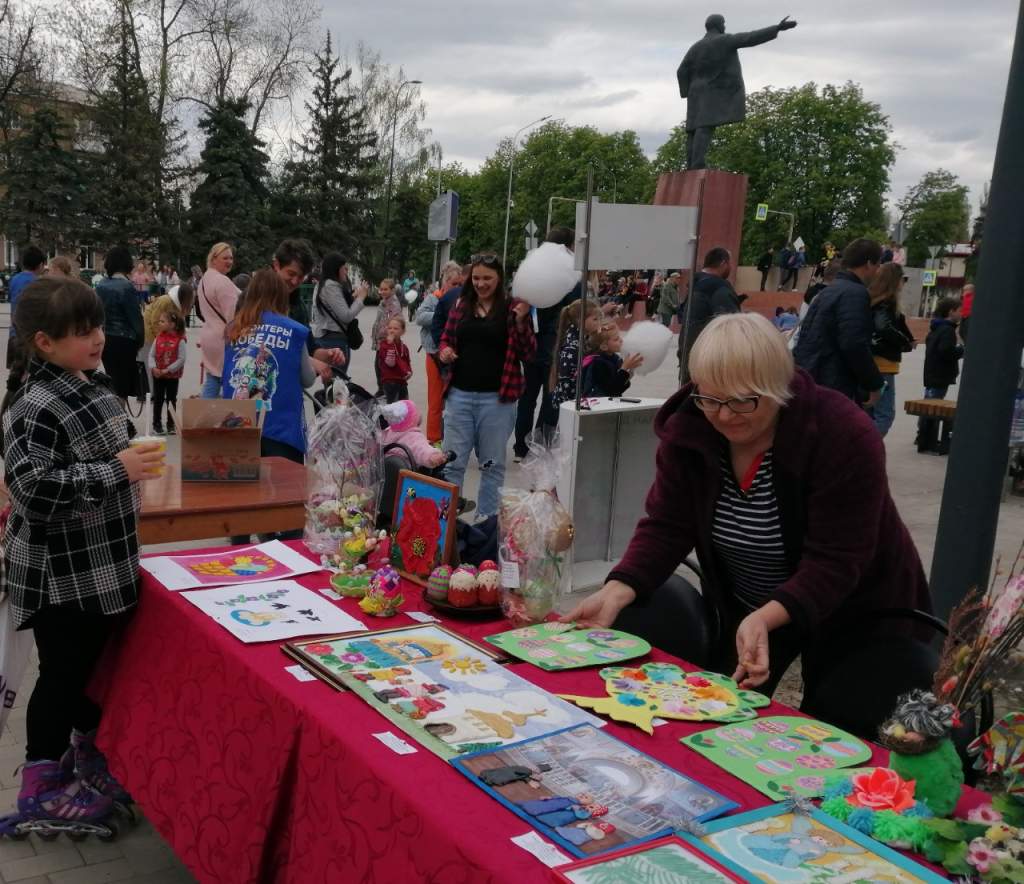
[502,115,551,267]
[382,79,422,275]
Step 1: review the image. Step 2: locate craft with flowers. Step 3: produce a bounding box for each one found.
[389,471,457,585]
[847,768,916,813]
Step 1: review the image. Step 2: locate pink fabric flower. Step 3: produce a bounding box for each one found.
[986,576,1024,638]
[968,805,1004,825]
[968,839,997,874]
[847,768,916,812]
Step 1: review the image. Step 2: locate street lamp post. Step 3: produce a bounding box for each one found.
[502,114,551,267]
[382,78,422,274]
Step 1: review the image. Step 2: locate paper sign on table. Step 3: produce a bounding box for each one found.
[285,664,318,682]
[510,832,571,868]
[405,611,440,623]
[142,540,320,591]
[181,580,367,643]
[373,732,418,755]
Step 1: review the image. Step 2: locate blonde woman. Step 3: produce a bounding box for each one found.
[867,262,915,436]
[565,313,930,703]
[197,242,240,398]
[46,256,75,277]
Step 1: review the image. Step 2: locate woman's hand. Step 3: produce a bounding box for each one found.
[312,347,346,367]
[623,353,644,373]
[439,347,457,364]
[512,301,531,324]
[732,601,790,689]
[559,580,636,628]
[354,282,369,301]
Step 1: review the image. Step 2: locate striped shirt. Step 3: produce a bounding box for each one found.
[711,449,792,611]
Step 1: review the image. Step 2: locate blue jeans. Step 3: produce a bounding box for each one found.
[869,373,897,437]
[443,388,517,517]
[201,372,222,398]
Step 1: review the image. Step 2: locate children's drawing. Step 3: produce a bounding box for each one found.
[141,540,320,590]
[552,835,748,883]
[453,724,737,858]
[485,622,651,671]
[560,664,769,734]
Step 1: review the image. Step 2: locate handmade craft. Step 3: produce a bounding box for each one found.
[285,625,598,758]
[425,565,452,603]
[551,835,747,884]
[476,561,501,606]
[698,803,947,883]
[560,664,767,733]
[330,567,372,598]
[969,712,1024,800]
[181,580,366,643]
[141,540,320,591]
[682,716,872,800]
[389,471,457,585]
[447,565,479,607]
[485,622,651,672]
[359,565,404,617]
[453,723,736,858]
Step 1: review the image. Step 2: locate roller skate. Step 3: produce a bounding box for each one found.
[60,730,136,823]
[0,760,118,841]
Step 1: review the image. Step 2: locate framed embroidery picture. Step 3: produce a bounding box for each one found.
[389,470,458,585]
[551,835,751,883]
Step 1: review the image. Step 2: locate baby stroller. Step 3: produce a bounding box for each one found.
[376,445,463,531]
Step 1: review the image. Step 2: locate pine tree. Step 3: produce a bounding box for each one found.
[189,98,272,271]
[0,107,86,251]
[274,33,378,263]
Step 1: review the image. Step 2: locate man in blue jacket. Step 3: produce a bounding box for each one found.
[793,238,884,406]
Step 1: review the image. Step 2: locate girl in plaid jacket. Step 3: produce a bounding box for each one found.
[0,278,162,833]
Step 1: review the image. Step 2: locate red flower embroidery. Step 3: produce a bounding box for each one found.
[396,497,442,576]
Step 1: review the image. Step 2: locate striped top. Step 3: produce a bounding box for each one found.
[711,449,792,611]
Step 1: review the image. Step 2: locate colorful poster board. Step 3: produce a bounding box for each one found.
[552,835,748,883]
[681,716,872,800]
[560,664,769,734]
[484,622,650,670]
[180,580,366,643]
[141,540,319,590]
[452,723,737,858]
[286,625,602,759]
[696,805,947,883]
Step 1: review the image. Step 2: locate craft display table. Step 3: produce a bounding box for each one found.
[139,456,307,544]
[91,541,981,883]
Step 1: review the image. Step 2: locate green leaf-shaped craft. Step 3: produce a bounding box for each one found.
[558,664,770,735]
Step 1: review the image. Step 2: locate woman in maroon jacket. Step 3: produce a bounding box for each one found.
[565,313,931,696]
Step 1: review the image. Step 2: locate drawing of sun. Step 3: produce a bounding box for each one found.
[441,656,488,675]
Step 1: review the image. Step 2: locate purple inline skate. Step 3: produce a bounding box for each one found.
[60,730,136,822]
[0,760,118,841]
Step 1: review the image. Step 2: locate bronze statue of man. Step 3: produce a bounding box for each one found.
[678,13,797,169]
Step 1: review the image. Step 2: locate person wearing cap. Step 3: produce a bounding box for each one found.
[381,400,447,469]
[657,272,681,326]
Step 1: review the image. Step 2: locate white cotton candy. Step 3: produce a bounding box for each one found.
[404,288,418,304]
[622,321,673,376]
[511,242,579,308]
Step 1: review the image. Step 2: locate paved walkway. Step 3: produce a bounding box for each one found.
[0,310,1020,882]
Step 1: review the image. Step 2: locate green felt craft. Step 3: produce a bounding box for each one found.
[484,622,650,670]
[889,738,964,817]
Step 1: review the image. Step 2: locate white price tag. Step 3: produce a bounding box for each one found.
[499,552,520,589]
[318,587,341,599]
[284,664,317,683]
[406,611,440,623]
[372,732,418,755]
[510,831,570,868]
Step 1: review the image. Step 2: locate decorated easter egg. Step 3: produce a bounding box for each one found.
[447,565,479,607]
[477,560,500,605]
[427,565,452,602]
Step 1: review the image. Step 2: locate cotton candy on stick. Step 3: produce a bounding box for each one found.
[511,242,579,308]
[622,321,673,376]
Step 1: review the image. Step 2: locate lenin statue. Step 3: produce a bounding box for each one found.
[678,14,797,169]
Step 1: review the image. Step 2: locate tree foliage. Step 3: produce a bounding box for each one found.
[898,169,970,267]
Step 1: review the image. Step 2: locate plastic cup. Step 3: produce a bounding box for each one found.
[129,436,167,476]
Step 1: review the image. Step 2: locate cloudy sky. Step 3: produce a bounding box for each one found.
[325,0,1018,216]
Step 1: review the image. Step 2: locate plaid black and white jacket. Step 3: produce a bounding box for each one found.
[2,359,140,628]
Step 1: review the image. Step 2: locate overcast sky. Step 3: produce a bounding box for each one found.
[326,0,1018,217]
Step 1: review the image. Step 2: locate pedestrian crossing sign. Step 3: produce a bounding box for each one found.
[922,270,937,287]
[755,203,769,222]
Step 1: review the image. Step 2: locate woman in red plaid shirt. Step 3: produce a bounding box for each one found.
[438,253,535,517]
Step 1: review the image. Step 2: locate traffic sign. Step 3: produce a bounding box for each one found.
[525,219,538,236]
[922,270,938,287]
[755,203,769,222]
[928,245,941,259]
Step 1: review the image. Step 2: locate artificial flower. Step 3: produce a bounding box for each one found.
[967,838,997,874]
[847,768,916,813]
[395,497,442,576]
[968,804,1004,825]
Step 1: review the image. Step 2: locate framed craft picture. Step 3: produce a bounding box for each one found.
[681,716,872,799]
[695,804,948,883]
[285,624,600,758]
[551,835,750,883]
[452,723,737,858]
[389,470,458,585]
[484,622,651,671]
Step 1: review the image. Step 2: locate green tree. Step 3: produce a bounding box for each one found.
[189,98,272,271]
[898,169,970,267]
[0,107,86,250]
[655,83,896,264]
[271,33,379,264]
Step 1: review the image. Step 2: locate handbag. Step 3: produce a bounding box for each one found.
[315,283,363,350]
[872,308,912,352]
[0,503,33,731]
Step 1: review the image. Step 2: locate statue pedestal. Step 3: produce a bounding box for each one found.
[653,169,748,281]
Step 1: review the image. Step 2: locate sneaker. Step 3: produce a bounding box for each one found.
[513,456,523,464]
[153,426,166,436]
[167,424,177,436]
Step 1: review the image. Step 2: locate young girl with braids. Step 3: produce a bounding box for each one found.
[549,299,602,409]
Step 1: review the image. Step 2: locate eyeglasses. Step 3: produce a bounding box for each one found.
[470,253,502,268]
[691,393,761,414]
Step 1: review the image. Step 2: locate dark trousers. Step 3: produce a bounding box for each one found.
[759,269,769,291]
[514,361,558,457]
[382,381,409,404]
[151,377,180,429]
[26,606,131,761]
[101,336,139,400]
[231,437,305,544]
[779,268,798,290]
[917,386,952,453]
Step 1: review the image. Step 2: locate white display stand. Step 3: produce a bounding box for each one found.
[557,397,665,596]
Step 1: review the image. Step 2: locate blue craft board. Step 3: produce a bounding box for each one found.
[691,804,948,884]
[451,723,739,859]
[393,474,455,557]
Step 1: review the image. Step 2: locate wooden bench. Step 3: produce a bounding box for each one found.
[905,399,956,454]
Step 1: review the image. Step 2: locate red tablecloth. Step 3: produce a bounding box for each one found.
[92,542,981,883]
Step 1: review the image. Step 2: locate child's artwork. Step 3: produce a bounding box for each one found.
[141,540,319,591]
[389,471,457,585]
[484,622,651,671]
[559,664,770,734]
[552,835,748,883]
[681,716,872,800]
[697,804,947,883]
[285,625,600,757]
[452,723,737,858]
[180,580,366,643]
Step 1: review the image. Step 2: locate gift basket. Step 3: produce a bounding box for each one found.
[497,433,575,626]
[304,386,384,565]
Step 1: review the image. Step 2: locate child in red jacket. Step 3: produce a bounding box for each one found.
[376,317,412,403]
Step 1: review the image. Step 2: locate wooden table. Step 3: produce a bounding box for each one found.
[904,398,957,420]
[140,456,307,544]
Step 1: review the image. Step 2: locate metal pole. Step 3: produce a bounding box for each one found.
[930,1,1024,618]
[502,115,551,267]
[678,178,707,385]
[382,79,421,274]
[574,166,595,411]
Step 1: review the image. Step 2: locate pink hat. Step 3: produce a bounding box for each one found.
[381,400,420,433]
